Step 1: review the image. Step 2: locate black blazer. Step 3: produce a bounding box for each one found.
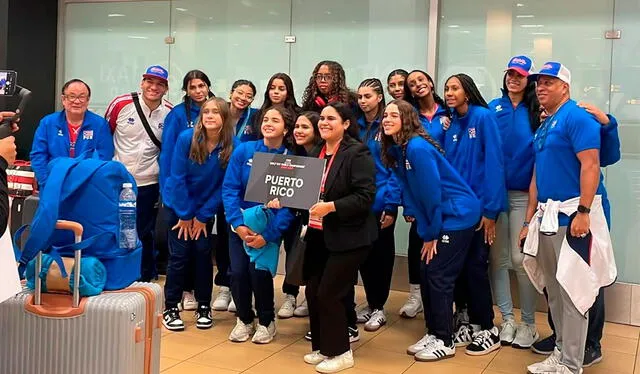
[313,136,378,252]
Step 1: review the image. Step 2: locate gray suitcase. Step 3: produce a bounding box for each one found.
[0,220,163,374]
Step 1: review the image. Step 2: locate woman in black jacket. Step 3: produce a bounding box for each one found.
[303,102,376,373]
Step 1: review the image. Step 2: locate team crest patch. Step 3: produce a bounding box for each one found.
[441,234,450,244]
[495,105,503,112]
[247,158,253,167]
[468,128,476,139]
[405,159,412,170]
[127,117,135,125]
[57,129,63,137]
[82,130,94,140]
[551,120,557,128]
[158,122,164,129]
[453,134,458,142]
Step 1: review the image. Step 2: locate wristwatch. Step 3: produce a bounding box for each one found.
[577,205,591,214]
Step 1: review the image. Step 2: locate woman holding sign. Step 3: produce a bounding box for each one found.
[380,99,480,362]
[301,102,376,373]
[222,106,296,344]
[353,78,401,332]
[162,97,237,332]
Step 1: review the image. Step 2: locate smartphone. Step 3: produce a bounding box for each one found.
[0,70,18,96]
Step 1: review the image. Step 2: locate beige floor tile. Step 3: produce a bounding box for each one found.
[601,334,638,355]
[160,332,221,361]
[604,322,640,340]
[586,366,630,374]
[187,341,274,371]
[364,324,421,354]
[597,350,636,374]
[244,350,321,374]
[485,346,541,373]
[159,356,181,372]
[352,346,415,373]
[161,361,239,374]
[404,361,484,374]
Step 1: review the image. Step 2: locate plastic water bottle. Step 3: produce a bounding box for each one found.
[118,182,138,250]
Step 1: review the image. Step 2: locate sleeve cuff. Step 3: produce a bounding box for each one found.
[483,210,499,220]
[384,205,398,216]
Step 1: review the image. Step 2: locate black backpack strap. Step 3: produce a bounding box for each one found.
[131,92,162,149]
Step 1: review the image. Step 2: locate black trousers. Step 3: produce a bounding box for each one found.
[305,230,369,357]
[281,214,302,297]
[454,229,495,330]
[213,211,231,288]
[360,220,396,310]
[408,221,423,284]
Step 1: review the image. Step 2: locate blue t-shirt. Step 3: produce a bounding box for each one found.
[534,99,606,226]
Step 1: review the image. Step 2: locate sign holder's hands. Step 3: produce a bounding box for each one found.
[421,240,438,264]
[309,201,335,218]
[172,219,192,241]
[235,225,256,242]
[265,198,282,209]
[380,211,395,229]
[476,217,496,245]
[190,218,208,240]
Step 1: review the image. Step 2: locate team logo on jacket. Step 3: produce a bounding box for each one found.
[453,134,458,142]
[551,120,557,129]
[57,129,63,137]
[158,122,164,129]
[405,159,412,170]
[247,158,253,167]
[468,128,476,139]
[441,234,450,244]
[82,130,94,140]
[495,105,503,112]
[127,117,135,125]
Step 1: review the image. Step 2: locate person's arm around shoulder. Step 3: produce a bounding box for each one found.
[329,142,376,220]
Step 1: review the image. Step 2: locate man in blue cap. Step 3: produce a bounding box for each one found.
[105,65,172,282]
[522,62,617,374]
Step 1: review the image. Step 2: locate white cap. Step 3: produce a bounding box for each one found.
[123,183,133,188]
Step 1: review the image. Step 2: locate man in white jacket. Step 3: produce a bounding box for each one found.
[522,62,614,374]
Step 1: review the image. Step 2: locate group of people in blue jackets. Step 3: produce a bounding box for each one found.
[28,55,619,374]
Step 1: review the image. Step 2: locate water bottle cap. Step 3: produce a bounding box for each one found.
[122,183,133,188]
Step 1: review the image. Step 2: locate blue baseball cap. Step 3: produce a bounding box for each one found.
[505,55,534,77]
[143,65,169,84]
[529,61,572,85]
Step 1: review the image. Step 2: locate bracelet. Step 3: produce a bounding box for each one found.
[522,221,529,227]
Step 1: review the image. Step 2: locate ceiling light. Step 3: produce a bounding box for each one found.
[531,32,552,35]
[520,24,544,28]
[516,15,534,18]
[448,24,460,28]
[517,3,525,6]
[108,13,125,17]
[143,20,155,24]
[175,7,187,12]
[127,36,149,39]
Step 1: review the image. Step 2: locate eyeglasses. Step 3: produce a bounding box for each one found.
[233,90,254,101]
[63,94,89,103]
[315,74,335,82]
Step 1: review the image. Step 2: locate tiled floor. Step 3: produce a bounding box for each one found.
[158,275,640,374]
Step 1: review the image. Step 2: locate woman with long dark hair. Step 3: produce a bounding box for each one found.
[222,105,296,344]
[380,99,480,362]
[387,69,408,100]
[255,73,301,131]
[353,78,401,332]
[159,69,215,312]
[162,97,236,331]
[301,60,357,113]
[486,56,541,348]
[443,73,506,356]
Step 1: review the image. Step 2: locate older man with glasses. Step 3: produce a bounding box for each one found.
[30,78,114,188]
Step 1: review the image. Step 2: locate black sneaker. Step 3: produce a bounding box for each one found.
[465,327,501,356]
[531,334,556,355]
[162,307,185,331]
[583,346,603,367]
[349,326,360,343]
[304,331,312,341]
[453,324,475,347]
[195,305,213,329]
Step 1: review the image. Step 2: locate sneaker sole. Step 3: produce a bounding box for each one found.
[252,337,275,344]
[212,305,230,311]
[182,305,197,311]
[500,340,514,346]
[229,336,250,343]
[531,346,553,355]
[465,343,500,356]
[364,321,386,332]
[277,312,294,319]
[293,312,309,317]
[304,335,312,341]
[163,323,185,331]
[315,361,354,374]
[454,341,471,348]
[512,332,540,349]
[399,309,423,319]
[414,352,455,362]
[583,355,603,368]
[196,322,213,329]
[349,336,360,343]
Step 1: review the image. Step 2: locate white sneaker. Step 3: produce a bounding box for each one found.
[453,324,478,347]
[527,347,562,373]
[228,317,256,342]
[252,321,277,344]
[414,337,455,362]
[399,284,423,318]
[212,286,231,311]
[278,294,297,319]
[315,350,354,373]
[512,323,539,349]
[304,350,327,365]
[407,334,436,355]
[294,298,309,317]
[228,298,237,313]
[364,309,387,332]
[181,291,197,311]
[499,319,517,345]
[356,305,372,323]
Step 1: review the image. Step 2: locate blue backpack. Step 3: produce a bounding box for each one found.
[14,157,143,290]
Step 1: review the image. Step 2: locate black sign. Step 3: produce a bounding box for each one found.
[244,152,326,210]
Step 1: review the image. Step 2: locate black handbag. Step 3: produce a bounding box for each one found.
[284,223,308,286]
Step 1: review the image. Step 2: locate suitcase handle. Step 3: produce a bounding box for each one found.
[34,220,84,308]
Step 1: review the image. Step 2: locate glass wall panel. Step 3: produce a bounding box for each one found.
[64,1,171,114]
[168,0,291,106]
[605,0,640,283]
